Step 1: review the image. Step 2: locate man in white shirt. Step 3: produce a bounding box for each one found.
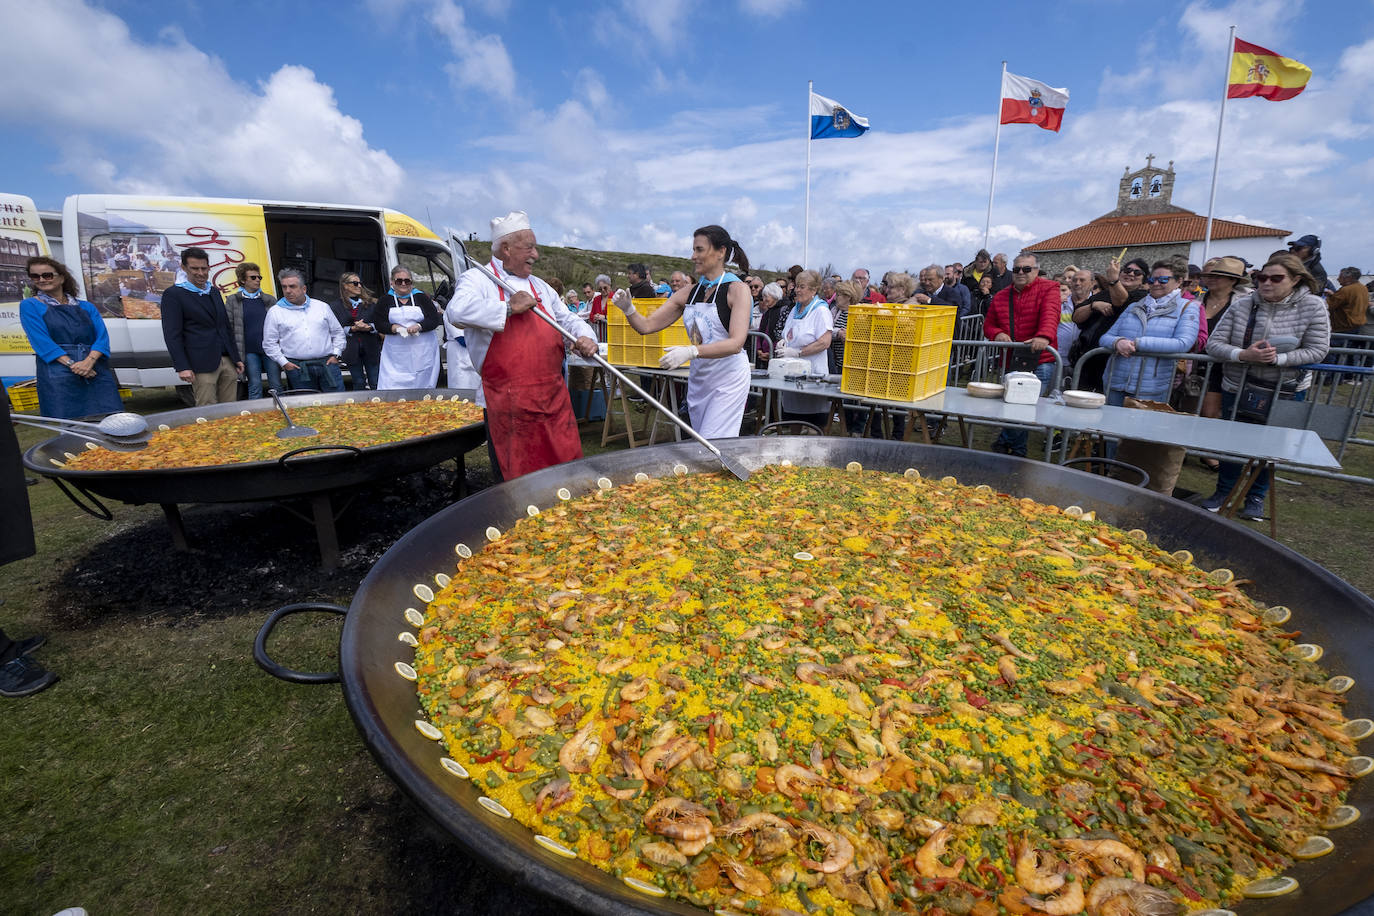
[262,268,347,393]
[447,210,597,480]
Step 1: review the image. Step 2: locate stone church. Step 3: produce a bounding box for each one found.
[1025,157,1289,276]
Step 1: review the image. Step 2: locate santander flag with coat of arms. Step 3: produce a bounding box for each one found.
[999,71,1069,132]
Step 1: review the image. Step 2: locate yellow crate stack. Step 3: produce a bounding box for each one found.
[840,303,957,402]
[6,379,38,413]
[605,298,693,368]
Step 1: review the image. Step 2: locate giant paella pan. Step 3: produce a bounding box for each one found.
[267,438,1374,915]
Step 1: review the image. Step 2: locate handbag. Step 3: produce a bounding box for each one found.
[1233,302,1296,423]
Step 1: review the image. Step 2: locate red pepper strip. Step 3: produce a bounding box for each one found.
[1145,866,1203,900]
[881,677,913,688]
[975,858,1006,887]
[500,745,536,772]
[707,719,717,755]
[472,748,506,764]
[1105,704,1150,719]
[964,686,990,708]
[1065,810,1091,830]
[1073,742,1111,760]
[1209,798,1262,843]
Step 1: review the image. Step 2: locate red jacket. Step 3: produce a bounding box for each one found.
[984,277,1060,364]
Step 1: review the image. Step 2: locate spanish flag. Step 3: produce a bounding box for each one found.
[1228,37,1311,101]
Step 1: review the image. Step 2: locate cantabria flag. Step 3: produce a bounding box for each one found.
[810,92,869,139]
[1228,37,1311,101]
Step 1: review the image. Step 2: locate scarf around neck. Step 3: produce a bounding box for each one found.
[177,279,213,295]
[1141,288,1183,319]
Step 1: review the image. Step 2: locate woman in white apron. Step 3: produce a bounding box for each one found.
[777,269,835,428]
[374,266,443,389]
[610,225,752,439]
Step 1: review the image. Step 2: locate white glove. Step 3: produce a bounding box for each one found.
[659,345,698,369]
[778,346,802,359]
[611,289,635,316]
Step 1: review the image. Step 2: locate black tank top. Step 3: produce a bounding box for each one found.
[687,278,742,351]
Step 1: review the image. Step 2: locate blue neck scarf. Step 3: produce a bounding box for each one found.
[349,297,362,307]
[280,296,309,311]
[792,295,824,319]
[241,288,261,299]
[697,271,739,288]
[35,290,74,308]
[177,279,213,295]
[390,287,415,301]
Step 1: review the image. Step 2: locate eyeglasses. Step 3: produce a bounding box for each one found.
[1120,267,1144,276]
[28,271,56,280]
[394,278,414,285]
[343,280,361,285]
[1256,273,1289,284]
[1011,266,1036,274]
[1145,276,1175,284]
[246,275,262,281]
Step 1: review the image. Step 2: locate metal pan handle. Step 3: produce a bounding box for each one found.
[1062,456,1150,490]
[51,476,115,520]
[253,602,348,684]
[277,444,363,468]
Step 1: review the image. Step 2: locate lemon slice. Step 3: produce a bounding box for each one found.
[455,543,472,559]
[845,461,862,472]
[1292,835,1333,859]
[940,475,958,486]
[1342,718,1374,740]
[397,631,418,647]
[634,472,649,482]
[1323,804,1360,829]
[526,505,540,517]
[1080,510,1096,521]
[412,583,435,603]
[404,607,424,627]
[597,477,613,490]
[1208,567,1234,585]
[1126,528,1147,541]
[903,468,920,479]
[1289,643,1323,662]
[1262,605,1292,625]
[1242,876,1298,898]
[1063,505,1083,517]
[1345,755,1373,777]
[793,551,814,561]
[1170,548,1193,564]
[440,757,469,779]
[434,572,451,588]
[672,463,688,476]
[393,661,418,681]
[485,526,501,541]
[1326,675,1354,694]
[556,487,572,500]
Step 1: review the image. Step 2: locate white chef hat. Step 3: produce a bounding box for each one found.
[490,210,531,246]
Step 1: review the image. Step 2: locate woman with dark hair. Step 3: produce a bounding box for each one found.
[1201,252,1330,518]
[18,256,122,418]
[611,225,752,438]
[330,271,382,390]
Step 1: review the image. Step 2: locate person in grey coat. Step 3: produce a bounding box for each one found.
[222,262,280,399]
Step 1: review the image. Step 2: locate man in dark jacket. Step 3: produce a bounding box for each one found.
[160,246,243,405]
[1287,234,1332,295]
[627,263,657,299]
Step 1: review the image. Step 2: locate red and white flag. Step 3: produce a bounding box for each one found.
[1000,71,1069,132]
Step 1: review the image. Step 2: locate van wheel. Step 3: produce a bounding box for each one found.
[175,385,196,407]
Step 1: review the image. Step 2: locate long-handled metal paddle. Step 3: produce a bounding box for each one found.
[464,260,750,481]
[268,390,319,439]
[11,411,153,451]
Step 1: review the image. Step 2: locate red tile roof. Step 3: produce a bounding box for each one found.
[1026,209,1288,252]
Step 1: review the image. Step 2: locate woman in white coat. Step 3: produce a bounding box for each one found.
[373,265,443,389]
[777,269,835,428]
[610,224,752,439]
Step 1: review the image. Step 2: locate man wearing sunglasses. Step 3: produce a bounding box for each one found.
[984,253,1061,455]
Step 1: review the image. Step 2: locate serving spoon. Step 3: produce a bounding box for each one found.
[11,411,153,451]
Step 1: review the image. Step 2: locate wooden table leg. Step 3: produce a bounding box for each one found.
[160,503,189,552]
[1267,463,1278,538]
[311,493,340,571]
[1220,460,1262,518]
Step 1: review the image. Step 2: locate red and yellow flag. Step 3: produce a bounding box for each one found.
[1228,37,1311,101]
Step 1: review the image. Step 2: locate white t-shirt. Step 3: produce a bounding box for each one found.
[781,298,834,377]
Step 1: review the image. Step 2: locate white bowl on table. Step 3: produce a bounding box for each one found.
[1062,389,1107,409]
[966,382,1005,399]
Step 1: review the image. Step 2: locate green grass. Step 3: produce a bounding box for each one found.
[2,388,1371,914]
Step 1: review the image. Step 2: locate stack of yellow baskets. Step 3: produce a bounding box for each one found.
[605,298,694,368]
[840,303,957,402]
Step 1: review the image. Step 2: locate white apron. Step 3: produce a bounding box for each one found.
[378,301,441,389]
[683,282,750,439]
[780,298,834,414]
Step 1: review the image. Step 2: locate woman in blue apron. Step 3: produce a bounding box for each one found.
[17,257,122,419]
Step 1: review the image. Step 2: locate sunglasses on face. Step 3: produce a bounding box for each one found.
[344,280,361,285]
[1256,273,1289,284]
[394,278,414,285]
[1011,266,1036,274]
[246,275,262,281]
[1145,276,1175,284]
[1120,268,1144,276]
[29,271,57,280]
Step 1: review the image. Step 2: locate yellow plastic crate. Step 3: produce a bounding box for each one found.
[840,303,956,402]
[605,298,693,368]
[7,379,38,413]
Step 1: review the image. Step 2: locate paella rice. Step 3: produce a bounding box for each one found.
[415,465,1366,915]
[67,399,484,470]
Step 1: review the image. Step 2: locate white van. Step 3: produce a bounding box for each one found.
[0,192,462,389]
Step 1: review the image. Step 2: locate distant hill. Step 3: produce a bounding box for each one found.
[454,239,784,292]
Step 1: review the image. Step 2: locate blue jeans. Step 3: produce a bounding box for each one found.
[244,352,283,400]
[993,361,1055,456]
[285,358,345,393]
[1215,388,1306,502]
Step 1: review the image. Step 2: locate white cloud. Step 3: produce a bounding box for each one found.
[425,0,518,100]
[740,0,801,16]
[0,0,403,202]
[621,0,692,46]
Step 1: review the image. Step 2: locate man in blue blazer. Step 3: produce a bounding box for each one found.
[160,246,244,405]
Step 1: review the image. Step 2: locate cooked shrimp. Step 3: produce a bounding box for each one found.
[641,736,700,783]
[602,749,645,801]
[558,720,602,773]
[619,676,650,701]
[714,853,771,897]
[774,764,824,798]
[998,655,1019,684]
[1026,878,1085,915]
[834,757,886,786]
[640,841,688,868]
[534,776,571,813]
[823,871,875,909]
[880,719,913,760]
[1057,838,1145,882]
[644,796,714,842]
[1015,836,1065,894]
[1258,744,1352,776]
[915,826,965,879]
[594,654,633,675]
[1254,707,1288,736]
[720,812,795,862]
[795,662,830,684]
[989,630,1038,660]
[795,821,854,873]
[1085,877,1182,916]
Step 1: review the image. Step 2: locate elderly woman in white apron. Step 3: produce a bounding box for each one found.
[610,224,753,439]
[373,266,443,389]
[777,269,835,428]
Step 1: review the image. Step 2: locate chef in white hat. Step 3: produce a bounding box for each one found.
[447,211,598,480]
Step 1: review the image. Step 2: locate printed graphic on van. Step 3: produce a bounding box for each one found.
[77,200,270,319]
[0,194,50,358]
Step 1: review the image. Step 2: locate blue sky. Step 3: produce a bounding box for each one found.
[3,0,1371,275]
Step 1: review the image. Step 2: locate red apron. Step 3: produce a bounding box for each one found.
[481,266,583,478]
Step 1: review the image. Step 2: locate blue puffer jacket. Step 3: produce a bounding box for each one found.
[1098,291,1201,401]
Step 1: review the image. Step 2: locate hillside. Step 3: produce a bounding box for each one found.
[455,240,784,292]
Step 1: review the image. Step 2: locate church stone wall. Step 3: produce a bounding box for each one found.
[1031,243,1188,278]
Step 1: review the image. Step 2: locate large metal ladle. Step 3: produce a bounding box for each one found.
[268,390,319,439]
[10,411,152,451]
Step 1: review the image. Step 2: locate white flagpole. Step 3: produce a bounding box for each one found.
[805,79,813,267]
[1202,26,1235,263]
[983,61,1006,252]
